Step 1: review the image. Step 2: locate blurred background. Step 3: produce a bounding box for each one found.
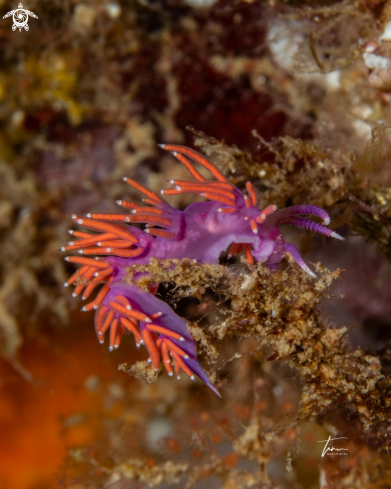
[0,0,391,488]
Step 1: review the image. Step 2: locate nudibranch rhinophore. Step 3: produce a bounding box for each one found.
[62,144,343,396]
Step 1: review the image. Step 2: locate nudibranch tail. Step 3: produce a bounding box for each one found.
[96,283,221,396]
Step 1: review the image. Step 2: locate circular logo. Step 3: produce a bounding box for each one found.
[12,8,28,31]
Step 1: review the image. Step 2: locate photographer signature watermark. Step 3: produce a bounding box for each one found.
[317,436,349,457]
[3,3,38,32]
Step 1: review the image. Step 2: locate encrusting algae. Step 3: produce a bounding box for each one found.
[63,134,391,488]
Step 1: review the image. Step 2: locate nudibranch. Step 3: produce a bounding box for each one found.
[62,145,343,396]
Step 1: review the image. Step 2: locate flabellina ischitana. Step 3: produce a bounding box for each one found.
[62,144,343,396]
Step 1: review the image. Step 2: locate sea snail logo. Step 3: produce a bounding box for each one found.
[3,3,38,32]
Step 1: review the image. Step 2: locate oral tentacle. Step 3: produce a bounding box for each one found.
[283,242,317,278]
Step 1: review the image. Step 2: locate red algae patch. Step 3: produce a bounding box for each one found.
[0,312,139,489]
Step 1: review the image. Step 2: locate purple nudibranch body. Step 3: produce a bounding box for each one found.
[63,144,343,396]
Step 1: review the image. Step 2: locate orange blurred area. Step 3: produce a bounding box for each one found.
[0,311,138,489]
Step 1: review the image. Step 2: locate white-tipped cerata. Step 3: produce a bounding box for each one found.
[331,231,344,241]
